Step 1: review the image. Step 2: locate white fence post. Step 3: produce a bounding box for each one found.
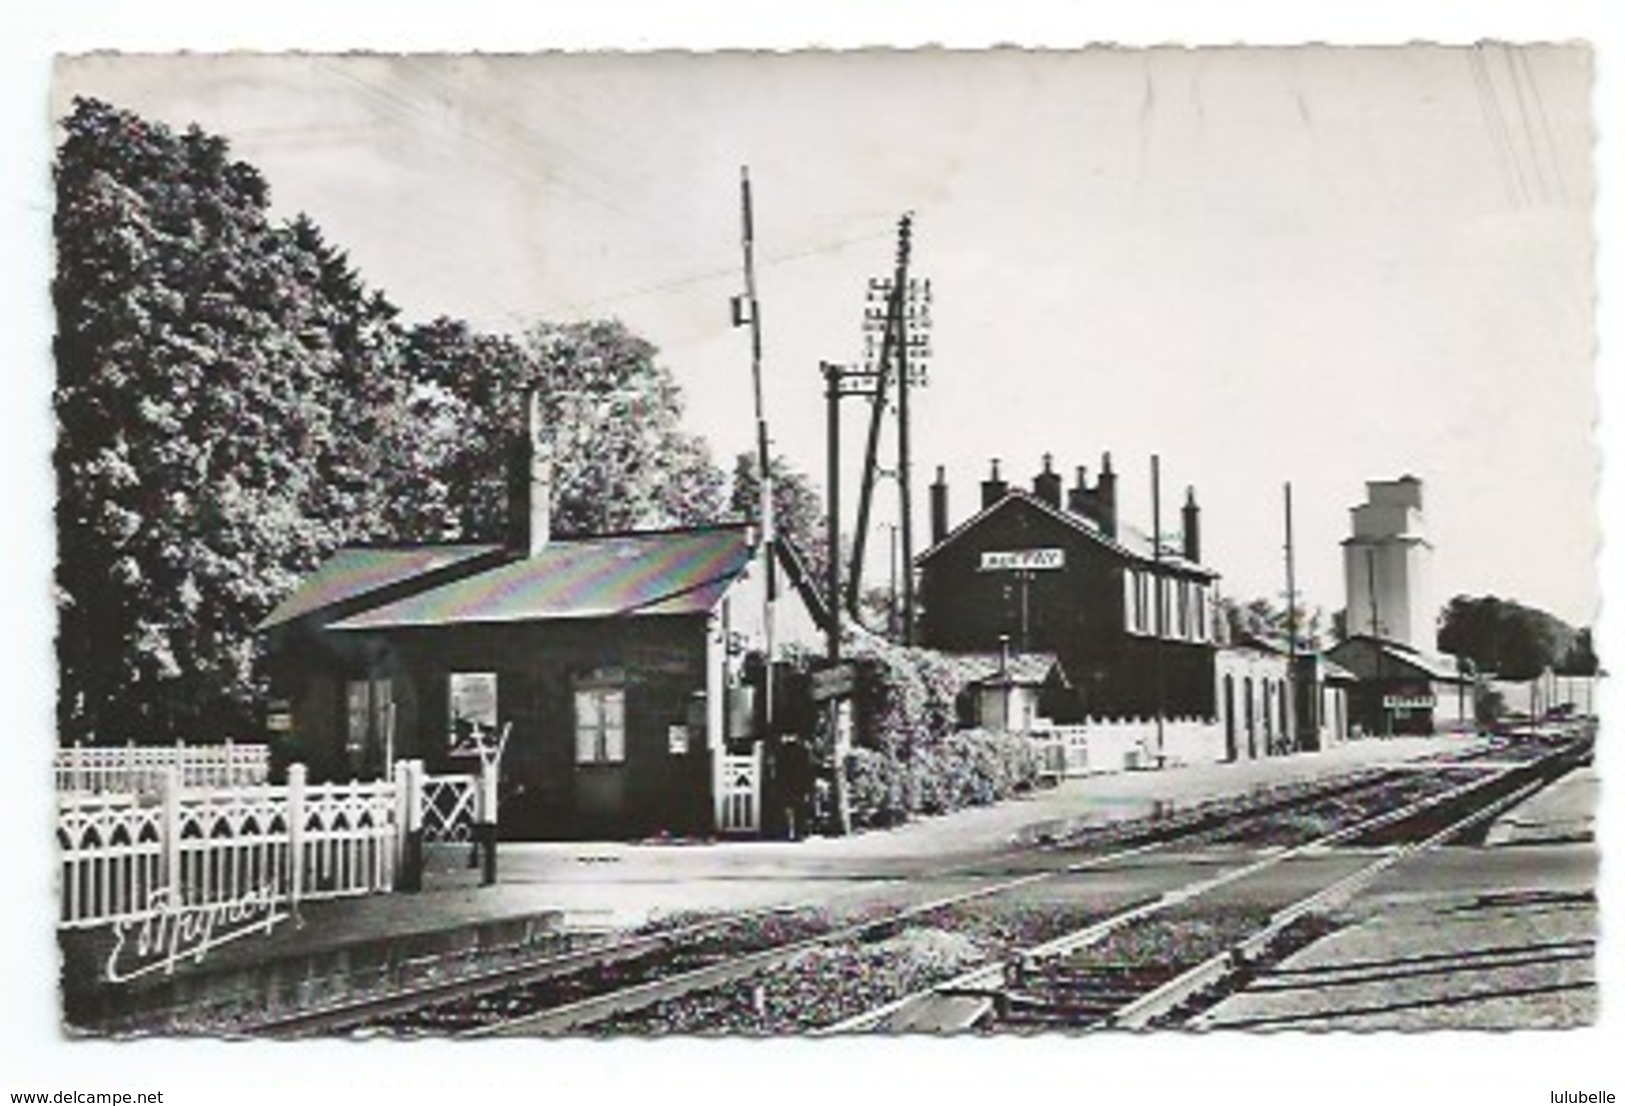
[161,762,182,909]
[396,760,424,892]
[475,759,498,885]
[287,763,307,910]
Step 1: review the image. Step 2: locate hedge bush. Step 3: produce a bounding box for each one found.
[837,629,1042,828]
[842,726,1041,829]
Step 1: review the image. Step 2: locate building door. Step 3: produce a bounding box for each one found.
[573,679,627,837]
[1223,675,1237,762]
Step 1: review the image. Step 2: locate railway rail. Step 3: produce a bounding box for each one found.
[219,732,1589,1038]
[835,733,1589,1033]
[235,754,1412,1035]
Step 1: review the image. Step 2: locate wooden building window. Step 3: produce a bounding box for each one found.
[575,686,626,764]
[346,678,393,769]
[1125,570,1150,634]
[449,671,498,757]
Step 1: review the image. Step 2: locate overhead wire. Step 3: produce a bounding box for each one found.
[1512,46,1572,207]
[1467,45,1529,209]
[309,58,909,330]
[1499,43,1552,205]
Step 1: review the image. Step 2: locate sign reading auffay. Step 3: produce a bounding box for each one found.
[978,548,1065,573]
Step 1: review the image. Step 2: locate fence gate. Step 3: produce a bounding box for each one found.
[718,746,761,835]
[419,773,477,843]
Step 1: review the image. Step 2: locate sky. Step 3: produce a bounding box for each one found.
[48,43,1600,629]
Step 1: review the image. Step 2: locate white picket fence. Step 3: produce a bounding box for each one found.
[57,761,482,930]
[55,741,271,794]
[1030,716,1222,781]
[1032,725,1093,780]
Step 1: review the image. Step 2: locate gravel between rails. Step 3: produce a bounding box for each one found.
[592,900,1133,1035]
[366,907,841,1034]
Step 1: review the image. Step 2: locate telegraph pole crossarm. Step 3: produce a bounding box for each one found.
[846,213,914,621]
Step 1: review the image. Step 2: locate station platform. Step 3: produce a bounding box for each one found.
[59,733,1491,1031]
[1196,764,1599,1030]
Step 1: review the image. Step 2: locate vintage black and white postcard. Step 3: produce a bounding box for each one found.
[8,4,1620,1104]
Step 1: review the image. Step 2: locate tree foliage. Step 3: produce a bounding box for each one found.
[399,317,726,540]
[53,98,728,743]
[728,451,829,589]
[1216,595,1327,650]
[1436,594,1581,680]
[54,98,415,742]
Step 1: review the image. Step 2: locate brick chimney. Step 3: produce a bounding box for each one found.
[1032,453,1062,509]
[1095,451,1118,539]
[1068,465,1090,516]
[507,390,552,555]
[981,458,1008,510]
[1182,485,1201,563]
[930,465,949,545]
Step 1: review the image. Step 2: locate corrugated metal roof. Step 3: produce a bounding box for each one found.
[259,544,506,630]
[329,525,754,630]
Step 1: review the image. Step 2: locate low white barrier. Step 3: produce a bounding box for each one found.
[55,741,271,794]
[1031,716,1223,779]
[57,764,396,930]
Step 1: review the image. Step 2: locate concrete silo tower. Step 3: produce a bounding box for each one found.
[1342,476,1435,649]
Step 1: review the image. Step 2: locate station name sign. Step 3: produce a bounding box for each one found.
[811,663,857,702]
[979,548,1065,572]
[1382,695,1435,710]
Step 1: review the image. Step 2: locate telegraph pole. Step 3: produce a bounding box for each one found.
[1366,547,1389,737]
[1152,454,1166,766]
[823,363,843,665]
[1284,481,1299,751]
[896,263,915,645]
[735,167,774,742]
[845,216,929,629]
[848,215,911,619]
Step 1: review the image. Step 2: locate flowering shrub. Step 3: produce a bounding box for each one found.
[834,630,1044,829]
[841,727,1041,828]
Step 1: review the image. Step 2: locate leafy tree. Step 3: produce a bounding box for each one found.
[728,451,829,591]
[404,317,727,540]
[530,321,725,534]
[1436,594,1578,679]
[54,98,729,745]
[1557,627,1599,677]
[1216,595,1327,651]
[1330,608,1348,643]
[53,98,410,742]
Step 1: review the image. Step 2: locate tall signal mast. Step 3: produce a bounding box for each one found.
[733,167,774,736]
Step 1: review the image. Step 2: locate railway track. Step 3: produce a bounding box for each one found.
[238,756,1414,1035]
[233,734,1587,1038]
[831,734,1589,1033]
[216,734,1586,1032]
